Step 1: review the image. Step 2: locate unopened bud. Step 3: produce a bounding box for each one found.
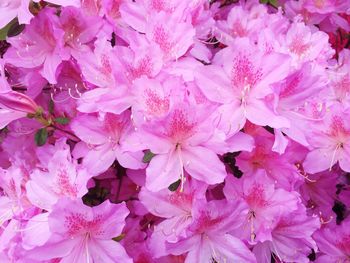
[0,91,40,114]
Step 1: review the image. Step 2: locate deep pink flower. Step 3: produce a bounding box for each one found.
[71,111,146,174]
[166,198,256,262]
[236,126,304,190]
[139,178,207,257]
[0,0,33,29]
[303,106,350,173]
[4,8,69,83]
[27,198,132,262]
[26,138,91,210]
[314,218,350,262]
[253,204,320,263]
[125,97,250,191]
[195,38,291,135]
[224,170,300,243]
[59,6,103,56]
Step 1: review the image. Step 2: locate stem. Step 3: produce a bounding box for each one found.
[51,124,80,142]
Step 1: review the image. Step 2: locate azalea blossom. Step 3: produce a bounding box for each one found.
[27,198,132,262]
[0,0,349,262]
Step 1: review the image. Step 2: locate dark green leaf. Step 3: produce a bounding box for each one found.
[35,128,48,146]
[0,19,16,40]
[55,117,70,125]
[7,20,25,37]
[168,179,181,192]
[142,150,155,163]
[269,0,278,8]
[112,233,125,242]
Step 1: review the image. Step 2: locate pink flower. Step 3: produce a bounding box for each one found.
[195,38,291,135]
[145,11,195,61]
[282,20,334,65]
[126,99,233,191]
[59,6,102,56]
[236,126,303,190]
[274,63,327,148]
[215,5,265,45]
[313,218,350,262]
[4,8,69,83]
[0,0,33,28]
[299,170,338,219]
[253,204,320,263]
[27,198,132,262]
[26,138,91,210]
[139,178,207,257]
[224,170,300,243]
[303,106,350,173]
[304,0,350,14]
[0,166,30,226]
[166,198,256,262]
[329,49,350,108]
[71,111,146,174]
[120,0,190,33]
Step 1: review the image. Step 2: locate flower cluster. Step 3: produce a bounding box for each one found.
[0,0,349,262]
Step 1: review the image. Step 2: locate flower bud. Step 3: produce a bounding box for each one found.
[0,91,40,114]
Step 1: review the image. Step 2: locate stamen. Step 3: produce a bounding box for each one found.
[319,212,333,225]
[248,210,256,242]
[177,145,186,192]
[295,163,316,182]
[329,143,342,171]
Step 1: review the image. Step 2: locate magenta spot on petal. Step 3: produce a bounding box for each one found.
[108,0,121,19]
[166,109,196,142]
[65,213,103,236]
[153,26,172,53]
[231,21,247,37]
[150,0,167,12]
[330,116,349,138]
[231,54,262,89]
[168,192,193,211]
[56,168,78,197]
[101,55,112,74]
[289,35,310,56]
[280,74,302,98]
[62,16,83,45]
[144,89,169,116]
[245,184,269,208]
[103,113,125,143]
[192,211,223,234]
[129,56,153,79]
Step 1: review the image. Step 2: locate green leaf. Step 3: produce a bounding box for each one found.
[35,128,48,146]
[259,0,278,7]
[0,20,15,40]
[269,0,278,8]
[7,21,25,38]
[55,117,70,125]
[112,233,125,242]
[168,179,181,192]
[142,150,155,163]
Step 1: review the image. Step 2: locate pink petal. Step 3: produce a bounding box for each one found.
[146,151,182,192]
[195,65,233,104]
[89,239,132,263]
[182,146,226,185]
